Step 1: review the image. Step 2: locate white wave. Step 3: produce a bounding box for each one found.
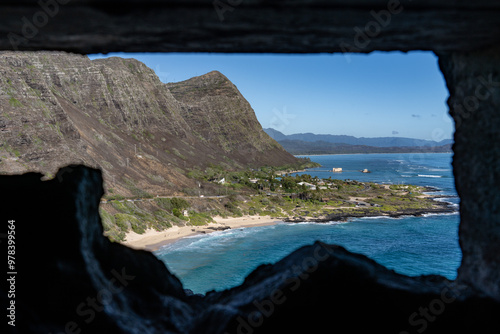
[324,221,350,225]
[440,201,460,208]
[284,221,348,226]
[434,197,457,202]
[422,212,459,217]
[433,198,460,208]
[158,227,256,253]
[357,215,399,220]
[423,190,446,195]
[284,221,314,225]
[418,174,442,178]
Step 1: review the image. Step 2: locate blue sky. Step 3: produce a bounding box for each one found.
[89,52,453,141]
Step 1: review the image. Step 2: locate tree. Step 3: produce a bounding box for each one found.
[282,177,297,192]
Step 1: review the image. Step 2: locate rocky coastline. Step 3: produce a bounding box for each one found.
[283,192,458,223]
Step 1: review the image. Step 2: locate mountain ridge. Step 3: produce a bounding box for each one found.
[278,139,452,155]
[0,52,298,197]
[264,128,453,148]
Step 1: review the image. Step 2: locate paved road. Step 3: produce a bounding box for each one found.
[101,195,227,204]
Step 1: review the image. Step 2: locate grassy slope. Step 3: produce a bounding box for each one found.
[100,162,452,242]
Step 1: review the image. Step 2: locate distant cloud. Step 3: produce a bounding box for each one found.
[411,114,421,118]
[392,130,399,135]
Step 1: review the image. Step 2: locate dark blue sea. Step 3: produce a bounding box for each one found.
[155,153,460,294]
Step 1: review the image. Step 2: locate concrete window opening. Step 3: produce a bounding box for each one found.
[81,51,459,294]
[1,1,499,333]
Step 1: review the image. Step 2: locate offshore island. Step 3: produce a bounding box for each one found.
[0,52,456,251]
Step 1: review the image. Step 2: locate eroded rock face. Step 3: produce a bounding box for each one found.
[438,46,500,301]
[3,166,500,334]
[0,52,296,197]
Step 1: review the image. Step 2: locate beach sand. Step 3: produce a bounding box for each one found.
[120,215,280,251]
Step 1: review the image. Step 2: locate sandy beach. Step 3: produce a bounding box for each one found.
[121,215,280,251]
[119,186,447,252]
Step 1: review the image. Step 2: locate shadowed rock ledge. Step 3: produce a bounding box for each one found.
[2,166,499,333]
[438,46,500,302]
[1,1,499,54]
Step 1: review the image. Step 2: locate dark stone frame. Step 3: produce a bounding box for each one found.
[1,1,499,333]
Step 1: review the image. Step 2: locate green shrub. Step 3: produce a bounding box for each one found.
[171,197,190,210]
[105,194,125,201]
[155,197,190,213]
[150,211,173,230]
[111,200,130,213]
[114,213,132,231]
[172,208,183,218]
[99,208,115,231]
[155,198,173,211]
[187,168,205,180]
[248,207,260,215]
[114,213,147,234]
[104,229,126,243]
[189,212,214,226]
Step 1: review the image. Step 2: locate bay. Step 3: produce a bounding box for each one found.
[155,153,461,294]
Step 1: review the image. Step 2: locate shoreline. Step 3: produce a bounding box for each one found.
[284,205,456,223]
[121,215,280,252]
[276,169,308,175]
[119,187,457,252]
[285,190,457,223]
[120,202,457,252]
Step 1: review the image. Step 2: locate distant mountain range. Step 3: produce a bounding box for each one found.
[264,128,453,155]
[264,128,453,147]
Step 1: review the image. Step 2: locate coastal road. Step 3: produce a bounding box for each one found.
[101,195,228,204]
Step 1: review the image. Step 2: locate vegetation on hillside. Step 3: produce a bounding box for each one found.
[99,158,452,242]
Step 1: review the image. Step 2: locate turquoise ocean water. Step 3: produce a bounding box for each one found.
[155,153,461,294]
